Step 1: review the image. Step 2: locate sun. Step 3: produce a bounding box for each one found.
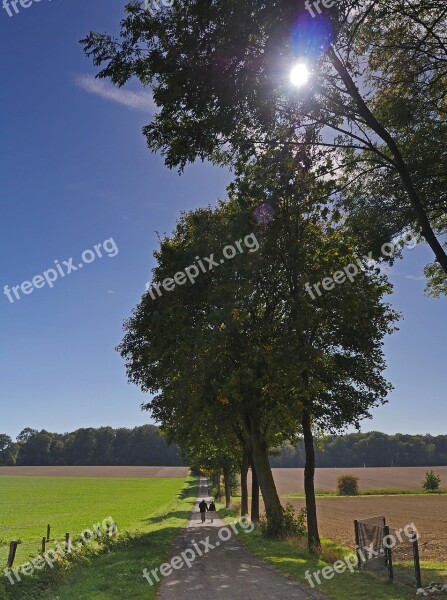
[290,63,310,87]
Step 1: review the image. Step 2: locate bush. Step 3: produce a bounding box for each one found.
[337,474,359,496]
[422,470,441,492]
[259,503,306,539]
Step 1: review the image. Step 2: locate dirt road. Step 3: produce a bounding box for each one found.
[158,478,321,600]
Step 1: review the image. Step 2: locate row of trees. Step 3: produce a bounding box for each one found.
[271,432,447,468]
[3,428,443,469]
[0,426,183,466]
[83,0,446,552]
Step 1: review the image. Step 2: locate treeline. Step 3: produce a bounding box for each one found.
[0,425,184,466]
[271,432,447,468]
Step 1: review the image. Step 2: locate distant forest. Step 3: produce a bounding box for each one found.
[0,425,184,466]
[1,428,446,468]
[271,432,447,468]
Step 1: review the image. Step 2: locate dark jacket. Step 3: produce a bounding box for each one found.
[199,500,208,513]
[209,502,216,511]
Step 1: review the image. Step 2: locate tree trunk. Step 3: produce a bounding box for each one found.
[240,453,250,517]
[302,408,321,554]
[215,469,222,501]
[251,458,260,523]
[248,415,283,527]
[223,466,231,508]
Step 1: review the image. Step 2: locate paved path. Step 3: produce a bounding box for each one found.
[158,478,323,600]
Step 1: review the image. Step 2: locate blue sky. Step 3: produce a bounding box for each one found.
[0,0,445,440]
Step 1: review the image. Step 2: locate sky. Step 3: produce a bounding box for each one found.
[0,0,445,440]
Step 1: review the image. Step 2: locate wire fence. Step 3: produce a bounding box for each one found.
[0,523,117,570]
[354,515,422,589]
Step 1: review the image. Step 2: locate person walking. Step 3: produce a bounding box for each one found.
[198,499,208,523]
[208,500,216,523]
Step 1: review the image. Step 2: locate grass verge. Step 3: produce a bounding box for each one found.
[0,476,198,600]
[219,503,447,600]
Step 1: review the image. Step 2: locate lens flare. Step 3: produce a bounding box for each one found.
[290,63,310,87]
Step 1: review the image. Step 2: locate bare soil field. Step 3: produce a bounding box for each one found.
[284,496,447,562]
[266,467,447,494]
[0,466,189,477]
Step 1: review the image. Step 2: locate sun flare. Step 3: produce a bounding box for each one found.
[290,63,310,87]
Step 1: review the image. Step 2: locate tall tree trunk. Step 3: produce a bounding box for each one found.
[215,469,222,501]
[240,453,250,517]
[302,408,321,554]
[251,458,260,523]
[248,415,283,528]
[223,465,231,508]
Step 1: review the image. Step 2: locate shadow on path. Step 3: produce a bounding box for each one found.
[158,477,323,600]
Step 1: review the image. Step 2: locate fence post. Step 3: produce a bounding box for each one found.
[411,530,422,589]
[46,524,51,542]
[65,532,71,554]
[354,520,362,569]
[41,537,46,555]
[7,541,18,568]
[383,525,394,582]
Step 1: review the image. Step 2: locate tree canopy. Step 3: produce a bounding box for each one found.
[82,0,447,282]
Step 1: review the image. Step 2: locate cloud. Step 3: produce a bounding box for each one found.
[75,74,155,114]
[404,275,425,281]
[107,290,117,295]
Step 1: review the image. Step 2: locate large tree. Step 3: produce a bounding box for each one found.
[118,142,398,549]
[82,0,447,276]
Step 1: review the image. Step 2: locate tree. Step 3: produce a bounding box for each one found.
[16,430,52,466]
[90,427,115,465]
[82,0,447,277]
[118,141,398,549]
[16,428,38,443]
[422,469,441,492]
[0,435,18,466]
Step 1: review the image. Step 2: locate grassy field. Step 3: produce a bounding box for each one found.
[0,475,197,599]
[0,475,188,566]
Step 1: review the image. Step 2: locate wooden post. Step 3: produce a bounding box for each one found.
[384,525,394,582]
[354,520,362,569]
[41,537,46,555]
[65,532,71,554]
[46,524,51,542]
[7,541,18,568]
[412,530,422,589]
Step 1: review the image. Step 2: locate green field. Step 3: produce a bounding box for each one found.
[0,476,188,566]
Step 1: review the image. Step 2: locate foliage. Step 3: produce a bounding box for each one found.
[0,425,184,467]
[259,504,307,539]
[422,470,441,492]
[82,0,447,279]
[336,474,359,496]
[270,432,447,468]
[0,434,18,465]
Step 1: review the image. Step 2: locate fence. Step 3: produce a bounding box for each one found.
[2,522,117,570]
[354,515,422,589]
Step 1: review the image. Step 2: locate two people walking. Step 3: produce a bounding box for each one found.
[198,499,216,523]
